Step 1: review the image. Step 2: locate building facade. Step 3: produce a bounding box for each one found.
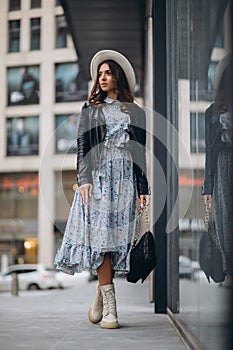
[0,0,88,268]
[0,0,232,348]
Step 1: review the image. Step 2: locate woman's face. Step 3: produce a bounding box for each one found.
[98,63,116,95]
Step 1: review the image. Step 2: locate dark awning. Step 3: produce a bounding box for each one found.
[60,0,229,83]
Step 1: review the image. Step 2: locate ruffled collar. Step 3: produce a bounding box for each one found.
[104,96,118,104]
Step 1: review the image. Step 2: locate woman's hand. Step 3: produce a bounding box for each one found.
[203,194,212,208]
[140,194,150,209]
[79,183,93,204]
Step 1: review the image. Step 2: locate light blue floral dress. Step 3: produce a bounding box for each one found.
[55,97,137,275]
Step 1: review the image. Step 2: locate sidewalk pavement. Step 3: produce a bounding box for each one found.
[0,274,187,350]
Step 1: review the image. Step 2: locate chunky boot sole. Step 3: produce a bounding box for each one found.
[100,320,120,329]
[88,306,102,324]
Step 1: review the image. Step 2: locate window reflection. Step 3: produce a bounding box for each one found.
[56,15,68,48]
[55,114,77,154]
[202,55,233,283]
[178,1,232,348]
[190,112,205,153]
[7,65,40,106]
[55,62,88,102]
[7,116,39,156]
[8,20,20,53]
[30,18,41,51]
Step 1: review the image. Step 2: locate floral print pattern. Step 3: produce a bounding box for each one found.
[54,97,137,275]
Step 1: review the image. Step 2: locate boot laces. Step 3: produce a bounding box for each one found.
[104,289,116,316]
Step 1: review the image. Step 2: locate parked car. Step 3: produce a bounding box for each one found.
[0,264,63,292]
[179,255,200,279]
[179,255,192,278]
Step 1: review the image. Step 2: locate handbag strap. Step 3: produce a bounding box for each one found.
[204,204,214,232]
[204,204,210,232]
[135,205,150,243]
[204,204,220,245]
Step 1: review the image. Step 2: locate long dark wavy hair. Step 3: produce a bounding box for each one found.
[88,60,134,105]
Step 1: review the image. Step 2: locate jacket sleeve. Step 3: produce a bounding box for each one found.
[202,106,214,195]
[129,105,149,196]
[76,108,93,187]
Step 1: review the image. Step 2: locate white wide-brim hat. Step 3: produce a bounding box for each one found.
[213,53,232,91]
[90,49,136,92]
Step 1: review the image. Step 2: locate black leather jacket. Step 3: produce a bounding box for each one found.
[202,103,221,195]
[76,101,149,196]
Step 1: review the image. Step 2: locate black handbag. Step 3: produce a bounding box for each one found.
[127,206,156,283]
[199,205,225,283]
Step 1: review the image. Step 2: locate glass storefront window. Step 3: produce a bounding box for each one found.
[8,20,20,53]
[0,173,38,265]
[0,173,38,219]
[55,62,88,102]
[55,114,77,154]
[56,15,68,48]
[177,1,232,349]
[30,18,41,51]
[6,116,39,156]
[9,0,21,11]
[7,65,40,106]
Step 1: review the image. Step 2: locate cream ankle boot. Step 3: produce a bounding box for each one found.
[88,283,103,324]
[100,284,120,329]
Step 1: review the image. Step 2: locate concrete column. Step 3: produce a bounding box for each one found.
[38,159,55,267]
[20,0,30,52]
[38,1,56,267]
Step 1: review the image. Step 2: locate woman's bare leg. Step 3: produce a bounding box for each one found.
[97,253,114,286]
[96,253,119,328]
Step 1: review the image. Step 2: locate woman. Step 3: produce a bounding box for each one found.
[55,50,150,328]
[202,54,233,287]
